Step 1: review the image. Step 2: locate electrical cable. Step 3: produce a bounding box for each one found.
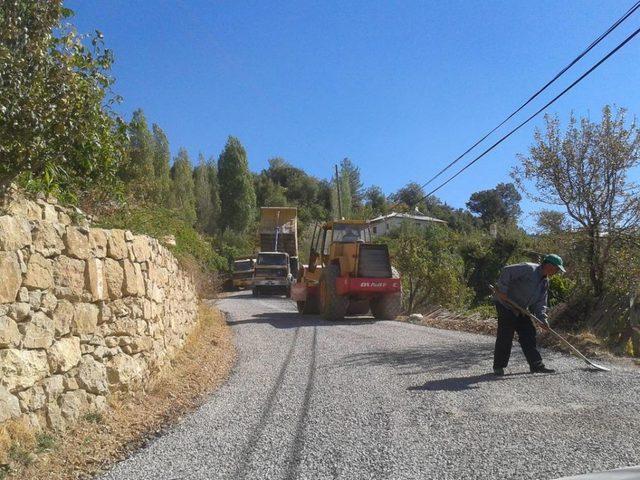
[419,0,640,190]
[419,24,640,200]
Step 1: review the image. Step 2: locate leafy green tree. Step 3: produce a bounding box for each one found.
[254,173,288,207]
[390,182,425,209]
[206,157,221,235]
[152,124,172,205]
[169,148,196,225]
[331,165,352,219]
[513,106,640,296]
[364,186,387,215]
[535,210,567,234]
[0,2,126,198]
[218,136,256,232]
[466,182,522,224]
[193,154,215,233]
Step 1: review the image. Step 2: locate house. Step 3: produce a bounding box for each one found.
[369,210,447,237]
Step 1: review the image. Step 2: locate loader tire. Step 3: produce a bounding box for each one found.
[297,295,320,315]
[371,293,402,320]
[347,299,370,315]
[320,264,348,321]
[371,267,402,320]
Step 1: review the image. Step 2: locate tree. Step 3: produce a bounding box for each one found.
[331,165,352,219]
[206,157,221,235]
[340,158,364,208]
[254,173,288,207]
[536,210,567,235]
[0,2,126,198]
[513,106,640,295]
[193,154,214,233]
[121,109,155,201]
[390,182,425,209]
[169,148,196,225]
[152,124,172,205]
[364,186,387,215]
[218,136,256,232]
[466,182,522,224]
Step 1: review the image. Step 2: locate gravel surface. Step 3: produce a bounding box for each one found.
[100,291,640,480]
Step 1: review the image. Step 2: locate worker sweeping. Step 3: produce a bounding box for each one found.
[492,254,565,376]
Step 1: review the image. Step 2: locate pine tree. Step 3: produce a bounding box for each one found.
[330,166,352,219]
[218,136,256,232]
[340,158,363,208]
[206,156,222,235]
[152,123,172,206]
[169,148,197,225]
[193,153,214,233]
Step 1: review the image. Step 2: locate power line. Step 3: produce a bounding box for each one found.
[420,25,640,201]
[419,0,640,191]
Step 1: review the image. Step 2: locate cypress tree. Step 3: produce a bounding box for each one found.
[206,156,222,235]
[170,148,197,225]
[152,123,172,206]
[193,153,214,233]
[123,109,155,202]
[218,136,256,232]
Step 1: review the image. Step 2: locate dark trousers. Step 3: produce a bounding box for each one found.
[493,302,543,369]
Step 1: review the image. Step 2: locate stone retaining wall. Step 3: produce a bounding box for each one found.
[0,192,197,433]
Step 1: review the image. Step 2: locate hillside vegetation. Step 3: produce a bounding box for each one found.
[2,2,639,356]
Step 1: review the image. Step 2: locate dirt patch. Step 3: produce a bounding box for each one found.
[5,302,235,480]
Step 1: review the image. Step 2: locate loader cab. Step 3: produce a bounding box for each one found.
[306,221,372,274]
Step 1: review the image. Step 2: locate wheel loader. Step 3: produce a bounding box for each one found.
[290,220,402,320]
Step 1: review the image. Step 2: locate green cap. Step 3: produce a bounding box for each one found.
[542,254,565,272]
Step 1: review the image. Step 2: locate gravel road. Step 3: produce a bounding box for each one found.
[100,291,640,480]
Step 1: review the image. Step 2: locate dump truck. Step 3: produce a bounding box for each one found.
[232,257,255,290]
[252,207,299,296]
[291,220,402,320]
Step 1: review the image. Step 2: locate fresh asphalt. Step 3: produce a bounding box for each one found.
[99,291,640,480]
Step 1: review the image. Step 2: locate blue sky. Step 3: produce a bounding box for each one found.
[66,0,640,228]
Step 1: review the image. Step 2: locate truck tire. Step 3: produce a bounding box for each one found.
[297,294,320,314]
[371,267,402,320]
[252,287,259,296]
[320,264,348,321]
[347,299,370,315]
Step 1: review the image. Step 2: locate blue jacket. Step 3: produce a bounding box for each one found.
[496,263,549,322]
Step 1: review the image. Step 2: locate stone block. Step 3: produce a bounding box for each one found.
[0,215,31,250]
[76,355,109,395]
[40,291,58,313]
[41,374,64,401]
[17,385,46,412]
[72,303,99,335]
[0,251,22,303]
[43,203,58,222]
[0,349,50,392]
[20,312,55,349]
[131,236,151,262]
[63,376,79,391]
[107,229,128,260]
[10,302,31,321]
[23,252,54,289]
[17,286,29,302]
[32,221,65,257]
[53,255,86,300]
[29,289,42,309]
[46,401,65,431]
[48,337,81,373]
[111,318,139,336]
[64,226,90,259]
[52,299,73,336]
[0,316,21,347]
[0,386,21,422]
[106,354,147,391]
[104,258,124,299]
[86,258,106,301]
[128,336,152,354]
[88,228,108,258]
[123,260,145,296]
[5,197,42,221]
[59,390,88,421]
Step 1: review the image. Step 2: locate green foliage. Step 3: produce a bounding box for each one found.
[364,185,387,216]
[120,109,156,201]
[331,163,352,219]
[169,148,197,225]
[0,2,126,199]
[548,274,575,307]
[151,124,172,205]
[35,433,56,453]
[193,154,215,233]
[466,182,522,224]
[206,157,221,234]
[340,158,363,208]
[96,206,227,273]
[389,224,471,312]
[218,136,256,232]
[82,411,104,424]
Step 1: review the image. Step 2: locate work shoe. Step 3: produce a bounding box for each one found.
[530,364,555,374]
[493,367,504,376]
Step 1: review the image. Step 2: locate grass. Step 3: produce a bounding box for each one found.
[0,466,10,480]
[82,412,104,424]
[35,433,56,453]
[8,445,32,467]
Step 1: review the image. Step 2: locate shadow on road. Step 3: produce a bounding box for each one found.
[407,372,530,392]
[226,311,378,329]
